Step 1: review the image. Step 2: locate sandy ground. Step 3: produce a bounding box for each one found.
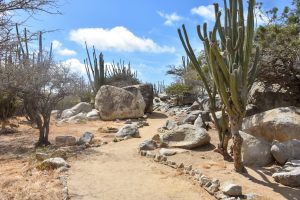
[68,112,212,200]
[0,112,299,200]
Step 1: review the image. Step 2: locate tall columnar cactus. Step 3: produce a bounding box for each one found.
[84,42,106,96]
[178,0,259,172]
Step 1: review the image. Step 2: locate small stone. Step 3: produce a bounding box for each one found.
[154,154,162,162]
[146,151,156,158]
[124,119,132,124]
[199,175,211,186]
[39,157,70,170]
[55,136,77,146]
[178,163,184,169]
[186,165,192,171]
[207,179,220,194]
[214,191,230,200]
[221,183,242,196]
[140,150,147,156]
[139,139,158,151]
[78,132,94,145]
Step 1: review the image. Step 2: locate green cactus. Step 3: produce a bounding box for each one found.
[84,42,106,96]
[178,0,259,172]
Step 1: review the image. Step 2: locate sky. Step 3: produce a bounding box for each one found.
[15,0,287,85]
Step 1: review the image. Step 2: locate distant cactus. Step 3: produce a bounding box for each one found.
[178,0,259,172]
[84,42,105,96]
[105,60,140,87]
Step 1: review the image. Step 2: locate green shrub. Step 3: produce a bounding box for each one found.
[165,83,193,96]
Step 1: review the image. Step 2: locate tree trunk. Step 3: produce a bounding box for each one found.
[230,116,244,172]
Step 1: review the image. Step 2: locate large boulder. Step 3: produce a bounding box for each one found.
[95,85,146,120]
[116,124,140,138]
[123,84,154,114]
[272,160,300,187]
[61,102,92,119]
[271,140,300,165]
[248,82,300,113]
[242,107,300,142]
[240,131,273,166]
[161,124,210,149]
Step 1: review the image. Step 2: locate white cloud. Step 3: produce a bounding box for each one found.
[52,40,77,56]
[191,5,215,21]
[69,26,175,53]
[157,11,183,26]
[62,58,85,74]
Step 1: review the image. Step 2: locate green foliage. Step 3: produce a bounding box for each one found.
[0,92,18,121]
[255,0,300,89]
[165,83,193,96]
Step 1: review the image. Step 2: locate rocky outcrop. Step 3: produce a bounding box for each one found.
[161,124,210,149]
[240,131,273,166]
[248,82,300,113]
[95,85,146,120]
[272,160,300,187]
[271,140,300,165]
[242,107,300,142]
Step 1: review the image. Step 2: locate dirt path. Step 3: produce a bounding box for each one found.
[68,113,213,200]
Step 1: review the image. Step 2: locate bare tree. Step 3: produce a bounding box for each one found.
[1,27,77,146]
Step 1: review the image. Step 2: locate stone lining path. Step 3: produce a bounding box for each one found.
[68,113,213,200]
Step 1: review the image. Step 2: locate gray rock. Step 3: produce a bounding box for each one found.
[163,119,177,130]
[86,109,100,120]
[271,140,300,165]
[67,112,87,122]
[161,124,210,149]
[78,132,94,145]
[61,102,92,119]
[240,131,273,166]
[242,107,300,142]
[199,175,211,186]
[199,95,222,111]
[40,157,70,169]
[139,139,157,151]
[199,111,211,122]
[182,114,198,124]
[116,124,140,138]
[272,160,300,187]
[55,136,77,146]
[95,85,146,120]
[221,183,242,196]
[159,148,190,156]
[123,84,154,113]
[187,101,200,111]
[194,114,206,129]
[248,81,300,113]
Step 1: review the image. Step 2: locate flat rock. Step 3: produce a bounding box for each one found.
[159,148,190,156]
[55,136,77,146]
[40,157,70,169]
[116,124,140,138]
[221,183,242,196]
[139,139,157,151]
[161,124,210,149]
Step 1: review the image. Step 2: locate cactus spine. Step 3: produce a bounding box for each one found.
[84,42,106,96]
[178,0,259,172]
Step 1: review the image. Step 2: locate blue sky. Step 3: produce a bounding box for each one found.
[17,0,286,85]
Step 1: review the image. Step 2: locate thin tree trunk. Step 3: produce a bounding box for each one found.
[230,116,244,172]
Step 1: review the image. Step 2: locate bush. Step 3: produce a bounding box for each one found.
[165,83,193,96]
